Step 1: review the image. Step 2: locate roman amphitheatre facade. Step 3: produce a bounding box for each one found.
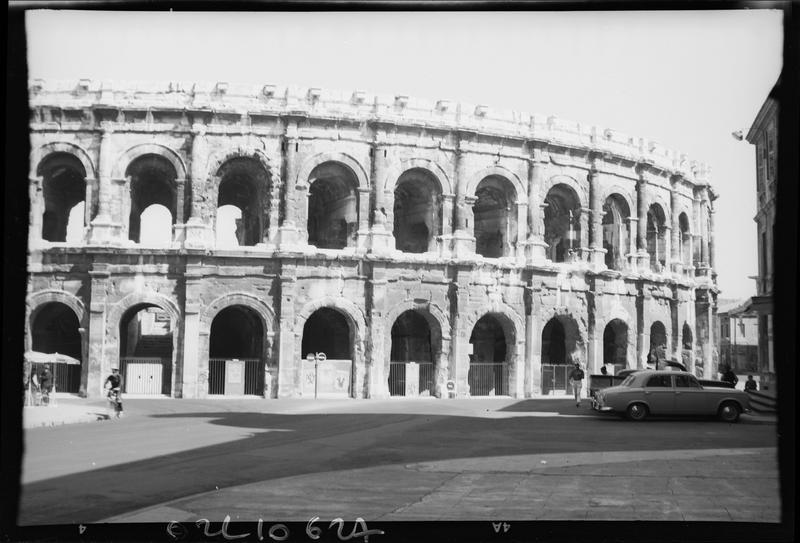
[26,79,719,399]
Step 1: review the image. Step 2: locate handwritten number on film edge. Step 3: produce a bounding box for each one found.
[180,517,385,541]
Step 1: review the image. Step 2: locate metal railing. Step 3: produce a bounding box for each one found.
[541,364,570,395]
[119,357,171,395]
[468,362,508,396]
[208,358,263,395]
[29,362,81,394]
[388,362,436,397]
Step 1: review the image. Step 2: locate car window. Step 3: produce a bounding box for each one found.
[674,374,702,388]
[645,375,672,388]
[621,375,636,386]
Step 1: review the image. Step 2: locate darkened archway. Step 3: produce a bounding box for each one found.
[646,204,668,272]
[302,307,352,360]
[119,304,173,395]
[127,155,177,244]
[394,169,442,253]
[602,194,631,270]
[468,315,508,396]
[208,306,264,395]
[389,310,437,396]
[544,184,581,263]
[541,316,584,394]
[679,212,692,269]
[681,322,694,370]
[473,176,517,258]
[649,321,668,367]
[307,162,358,249]
[31,302,83,393]
[603,319,628,371]
[38,153,87,243]
[217,157,270,247]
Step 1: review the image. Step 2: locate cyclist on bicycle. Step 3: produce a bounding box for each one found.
[104,367,124,418]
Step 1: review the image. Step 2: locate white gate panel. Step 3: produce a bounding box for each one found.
[125,361,163,395]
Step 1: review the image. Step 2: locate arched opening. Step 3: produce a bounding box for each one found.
[646,204,668,272]
[544,184,581,263]
[301,308,353,397]
[648,321,667,368]
[603,319,628,374]
[30,302,83,393]
[602,194,631,270]
[679,212,691,269]
[394,169,441,253]
[217,157,269,247]
[473,176,517,258]
[215,205,243,248]
[389,310,439,396]
[681,322,694,371]
[208,306,264,396]
[541,316,583,394]
[139,204,172,246]
[307,162,359,250]
[468,315,509,396]
[119,304,173,395]
[38,153,87,243]
[127,155,177,244]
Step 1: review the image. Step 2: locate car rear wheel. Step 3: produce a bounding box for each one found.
[626,402,648,421]
[718,401,741,423]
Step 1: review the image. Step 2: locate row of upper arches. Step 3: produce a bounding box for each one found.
[33,141,702,268]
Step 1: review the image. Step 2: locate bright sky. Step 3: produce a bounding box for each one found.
[26,10,782,299]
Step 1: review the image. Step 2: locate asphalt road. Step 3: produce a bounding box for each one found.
[18,397,778,525]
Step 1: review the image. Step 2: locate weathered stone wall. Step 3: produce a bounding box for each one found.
[26,80,719,399]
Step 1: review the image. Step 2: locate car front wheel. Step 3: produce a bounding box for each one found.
[718,401,741,423]
[626,402,648,421]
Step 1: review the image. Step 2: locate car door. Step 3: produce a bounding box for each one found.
[642,374,674,414]
[673,374,707,414]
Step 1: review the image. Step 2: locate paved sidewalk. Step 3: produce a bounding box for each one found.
[103,446,780,523]
[21,395,779,429]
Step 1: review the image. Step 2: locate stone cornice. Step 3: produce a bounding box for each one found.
[30,79,712,188]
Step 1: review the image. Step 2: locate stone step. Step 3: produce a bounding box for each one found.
[747,391,777,414]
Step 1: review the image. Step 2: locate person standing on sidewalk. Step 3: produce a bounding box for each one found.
[568,362,585,407]
[39,365,53,406]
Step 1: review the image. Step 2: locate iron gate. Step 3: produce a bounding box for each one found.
[208,358,263,395]
[388,362,435,396]
[541,364,570,395]
[468,362,508,396]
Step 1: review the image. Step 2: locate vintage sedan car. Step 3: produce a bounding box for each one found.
[592,370,751,422]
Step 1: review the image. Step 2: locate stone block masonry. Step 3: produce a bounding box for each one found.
[26,80,720,399]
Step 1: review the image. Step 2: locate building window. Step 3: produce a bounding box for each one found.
[767,120,777,183]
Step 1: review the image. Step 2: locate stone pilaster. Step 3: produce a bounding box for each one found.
[88,124,122,244]
[451,148,476,257]
[524,156,548,263]
[87,264,110,398]
[369,143,396,254]
[588,167,606,268]
[277,262,298,397]
[366,264,390,398]
[669,183,682,274]
[182,263,204,398]
[636,172,649,268]
[278,125,302,248]
[578,206,591,262]
[184,125,214,248]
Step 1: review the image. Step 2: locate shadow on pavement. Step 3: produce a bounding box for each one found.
[19,410,777,525]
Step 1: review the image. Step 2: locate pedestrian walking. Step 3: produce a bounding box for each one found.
[744,375,758,392]
[104,367,124,418]
[721,366,739,387]
[568,362,585,407]
[39,365,53,406]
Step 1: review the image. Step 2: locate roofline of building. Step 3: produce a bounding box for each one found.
[746,78,780,144]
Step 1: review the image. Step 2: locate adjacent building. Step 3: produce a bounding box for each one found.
[26,80,720,399]
[744,80,778,391]
[717,299,759,385]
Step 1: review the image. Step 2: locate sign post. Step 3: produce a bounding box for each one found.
[308,352,326,399]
